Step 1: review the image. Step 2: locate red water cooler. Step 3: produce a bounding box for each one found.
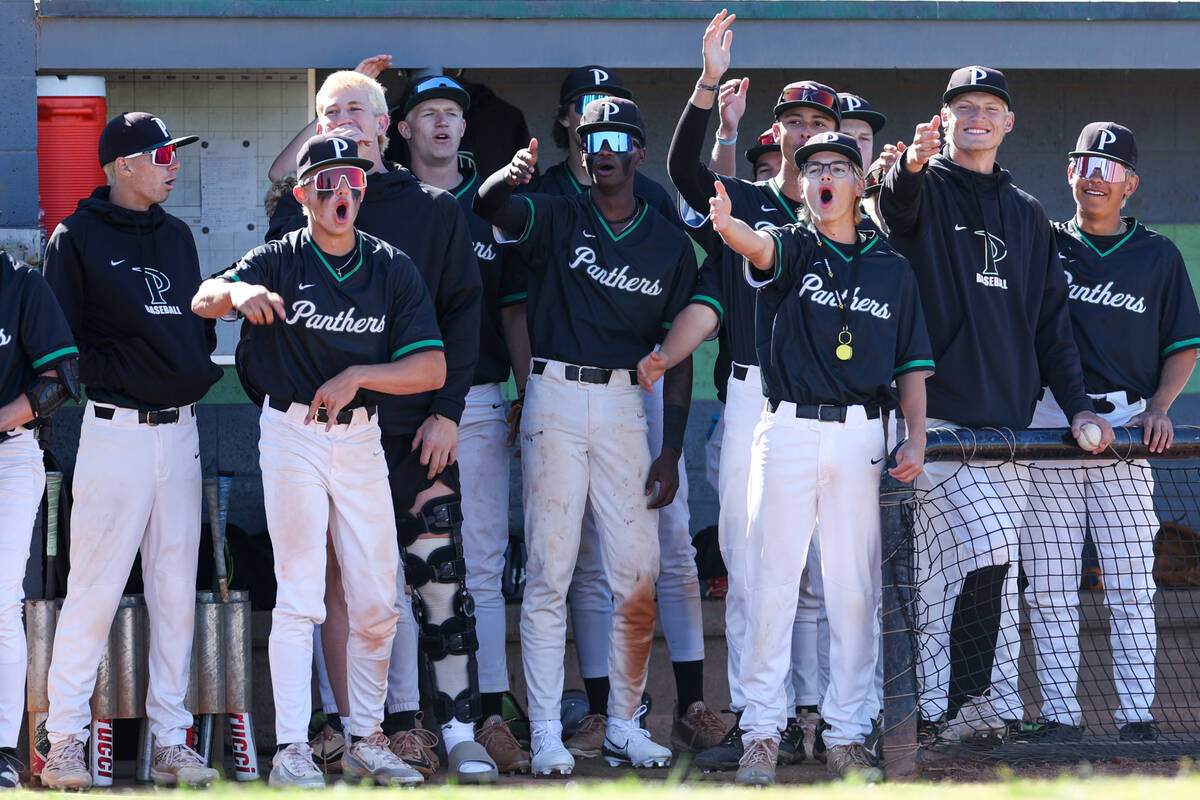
[37,75,107,239]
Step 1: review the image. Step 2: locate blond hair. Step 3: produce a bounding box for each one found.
[316,71,390,151]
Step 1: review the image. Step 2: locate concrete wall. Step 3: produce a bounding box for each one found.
[0,0,39,262]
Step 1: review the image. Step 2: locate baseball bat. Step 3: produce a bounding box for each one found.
[44,471,62,600]
[203,475,231,603]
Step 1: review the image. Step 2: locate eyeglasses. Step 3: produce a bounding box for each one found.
[778,86,838,113]
[122,143,176,166]
[299,166,368,191]
[583,130,637,154]
[574,92,610,114]
[1071,156,1132,183]
[801,160,856,179]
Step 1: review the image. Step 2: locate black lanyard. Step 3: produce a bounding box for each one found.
[816,232,861,361]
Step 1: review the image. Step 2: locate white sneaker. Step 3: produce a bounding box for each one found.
[945,696,1008,743]
[269,742,325,789]
[530,721,574,776]
[603,705,672,768]
[151,743,220,786]
[40,737,91,790]
[342,732,423,786]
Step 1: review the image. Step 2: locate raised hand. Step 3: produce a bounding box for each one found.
[354,55,393,79]
[905,115,942,172]
[709,180,733,231]
[717,77,750,134]
[504,138,538,186]
[701,9,736,83]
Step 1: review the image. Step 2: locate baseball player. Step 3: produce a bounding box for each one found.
[516,67,717,761]
[1011,123,1200,743]
[877,66,1114,742]
[266,68,492,783]
[39,112,222,789]
[696,131,932,784]
[395,74,533,773]
[0,252,79,790]
[666,9,845,770]
[194,133,446,787]
[475,96,697,775]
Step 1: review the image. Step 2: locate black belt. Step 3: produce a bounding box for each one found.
[767,398,881,422]
[1038,387,1141,413]
[532,360,636,386]
[267,396,376,425]
[93,405,193,425]
[732,364,750,381]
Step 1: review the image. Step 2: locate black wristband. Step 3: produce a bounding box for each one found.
[662,404,688,452]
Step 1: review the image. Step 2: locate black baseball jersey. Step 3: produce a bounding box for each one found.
[42,186,222,410]
[501,192,700,369]
[879,154,1090,428]
[527,161,682,231]
[1053,218,1200,398]
[452,155,528,385]
[749,225,933,409]
[668,101,803,399]
[0,253,78,409]
[267,162,480,434]
[220,229,442,408]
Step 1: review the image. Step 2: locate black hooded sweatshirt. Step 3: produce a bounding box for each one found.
[267,162,481,434]
[42,186,221,410]
[879,153,1091,429]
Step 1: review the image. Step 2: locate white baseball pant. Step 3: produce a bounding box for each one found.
[705,409,723,494]
[0,430,43,748]
[259,399,400,743]
[1012,390,1156,725]
[740,403,883,747]
[47,402,201,747]
[913,418,1024,722]
[519,360,660,722]
[568,377,703,679]
[457,382,513,694]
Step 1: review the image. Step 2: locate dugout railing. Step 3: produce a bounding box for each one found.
[882,426,1200,778]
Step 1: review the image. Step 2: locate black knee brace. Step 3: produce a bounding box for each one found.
[397,494,482,725]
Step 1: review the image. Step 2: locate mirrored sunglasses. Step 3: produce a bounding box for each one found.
[300,166,368,191]
[574,92,610,114]
[583,130,636,154]
[779,86,838,112]
[122,143,176,166]
[1071,156,1132,183]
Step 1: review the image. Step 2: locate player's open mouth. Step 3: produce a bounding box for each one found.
[433,133,451,143]
[964,126,990,135]
[334,200,350,223]
[1083,188,1106,197]
[819,186,834,205]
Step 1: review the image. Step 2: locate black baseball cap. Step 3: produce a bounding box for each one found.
[863,157,886,196]
[943,66,1012,108]
[745,128,781,166]
[773,81,841,125]
[401,74,471,117]
[296,133,373,181]
[559,65,633,105]
[792,131,863,170]
[576,97,646,143]
[98,112,198,167]
[838,93,887,134]
[1070,122,1138,170]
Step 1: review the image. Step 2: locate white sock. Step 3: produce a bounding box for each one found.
[443,719,492,773]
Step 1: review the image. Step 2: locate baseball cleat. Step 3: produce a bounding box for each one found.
[945,696,1008,743]
[341,732,424,787]
[39,738,91,790]
[564,713,607,758]
[734,737,777,787]
[0,747,24,789]
[530,723,574,776]
[268,742,326,789]
[476,714,531,774]
[825,742,882,782]
[1119,721,1159,742]
[150,743,220,787]
[670,701,727,753]
[602,707,672,769]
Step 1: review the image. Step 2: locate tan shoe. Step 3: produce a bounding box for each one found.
[826,742,882,782]
[670,701,727,753]
[387,716,440,777]
[309,724,345,773]
[151,743,220,787]
[476,714,530,774]
[39,737,91,790]
[734,737,777,787]
[564,713,607,758]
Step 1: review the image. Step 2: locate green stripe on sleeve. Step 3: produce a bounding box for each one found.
[32,346,79,370]
[513,196,536,245]
[690,294,724,320]
[392,339,444,360]
[1162,337,1200,357]
[499,291,527,306]
[893,358,935,376]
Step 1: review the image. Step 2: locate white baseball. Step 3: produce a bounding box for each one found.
[1077,422,1102,451]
